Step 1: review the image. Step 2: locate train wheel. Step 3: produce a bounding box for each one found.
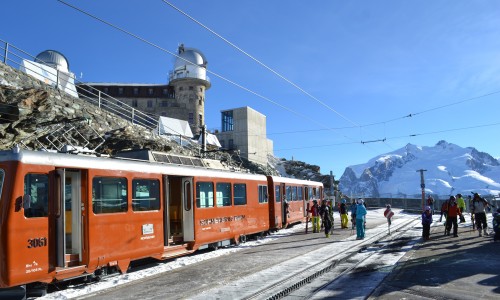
[239,235,247,243]
[26,283,47,298]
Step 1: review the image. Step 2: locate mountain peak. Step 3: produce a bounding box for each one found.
[339,141,500,198]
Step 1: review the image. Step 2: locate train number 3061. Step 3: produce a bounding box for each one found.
[27,237,48,248]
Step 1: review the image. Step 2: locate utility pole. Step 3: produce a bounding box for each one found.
[329,172,335,205]
[417,169,427,210]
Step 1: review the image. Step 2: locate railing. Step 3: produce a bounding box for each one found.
[0,38,173,134]
[363,196,500,213]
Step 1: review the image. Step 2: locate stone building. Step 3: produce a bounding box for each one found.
[215,106,273,166]
[77,44,210,136]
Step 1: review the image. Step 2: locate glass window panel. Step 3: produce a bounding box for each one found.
[216,183,231,207]
[298,186,303,200]
[24,173,49,218]
[258,185,268,203]
[292,186,297,201]
[286,186,292,201]
[196,182,214,208]
[275,185,281,203]
[234,184,247,206]
[132,179,160,211]
[92,177,128,214]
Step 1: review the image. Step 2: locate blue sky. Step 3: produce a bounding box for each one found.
[3,1,500,177]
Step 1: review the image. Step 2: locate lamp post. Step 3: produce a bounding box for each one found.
[417,169,427,210]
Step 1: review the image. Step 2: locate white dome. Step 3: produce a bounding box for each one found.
[35,50,69,72]
[170,44,209,82]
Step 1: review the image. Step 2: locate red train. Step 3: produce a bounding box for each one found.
[0,148,323,296]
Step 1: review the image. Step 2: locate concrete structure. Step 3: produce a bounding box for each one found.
[215,106,273,166]
[76,44,210,136]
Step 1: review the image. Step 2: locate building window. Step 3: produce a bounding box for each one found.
[132,100,138,107]
[162,88,168,95]
[199,98,202,106]
[200,87,203,92]
[118,87,124,95]
[228,139,234,149]
[188,113,194,124]
[161,112,167,117]
[103,87,109,94]
[221,110,233,132]
[161,100,168,107]
[220,140,225,148]
[179,86,184,91]
[198,114,202,125]
[147,100,153,108]
[189,86,193,90]
[133,87,139,95]
[148,88,154,96]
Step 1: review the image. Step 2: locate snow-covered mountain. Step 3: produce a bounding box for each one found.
[339,140,500,198]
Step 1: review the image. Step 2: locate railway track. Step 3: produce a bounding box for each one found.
[39,212,420,299]
[185,216,421,300]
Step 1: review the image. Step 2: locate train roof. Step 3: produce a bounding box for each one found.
[0,149,324,186]
[0,149,267,181]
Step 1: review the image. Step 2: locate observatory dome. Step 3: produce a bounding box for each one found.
[35,50,69,72]
[174,44,207,70]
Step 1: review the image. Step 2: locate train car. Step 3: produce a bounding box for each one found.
[266,176,323,229]
[0,148,324,297]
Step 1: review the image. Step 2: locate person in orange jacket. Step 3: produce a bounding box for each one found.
[445,196,462,237]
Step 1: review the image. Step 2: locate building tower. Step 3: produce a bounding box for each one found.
[169,44,211,136]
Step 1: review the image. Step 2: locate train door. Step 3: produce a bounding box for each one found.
[165,176,194,243]
[281,183,287,225]
[182,177,194,241]
[55,169,83,268]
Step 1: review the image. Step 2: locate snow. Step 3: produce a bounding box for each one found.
[37,209,418,300]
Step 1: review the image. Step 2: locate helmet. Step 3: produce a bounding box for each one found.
[341,199,346,204]
[357,199,364,204]
[386,204,391,209]
[456,193,462,198]
[425,206,431,211]
[449,196,456,202]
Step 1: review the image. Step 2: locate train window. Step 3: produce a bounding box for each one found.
[216,183,231,207]
[292,186,297,201]
[298,187,303,200]
[132,179,160,211]
[92,177,128,214]
[234,184,247,206]
[258,185,268,203]
[275,185,281,203]
[308,188,314,200]
[196,182,214,208]
[286,186,292,201]
[23,174,49,218]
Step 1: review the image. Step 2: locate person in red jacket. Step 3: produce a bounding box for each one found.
[445,196,462,237]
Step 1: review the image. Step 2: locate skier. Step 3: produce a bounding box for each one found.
[493,208,500,242]
[445,196,462,237]
[384,204,394,234]
[439,199,448,223]
[456,193,466,223]
[350,199,357,230]
[340,199,348,229]
[322,204,333,238]
[355,199,367,240]
[472,193,491,237]
[308,200,320,233]
[422,206,433,241]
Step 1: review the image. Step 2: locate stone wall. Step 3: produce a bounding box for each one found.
[0,62,190,155]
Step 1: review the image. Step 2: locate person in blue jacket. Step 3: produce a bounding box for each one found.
[356,199,367,240]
